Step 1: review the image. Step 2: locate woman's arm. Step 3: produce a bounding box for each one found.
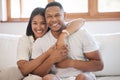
[17,36,52,76]
[56,18,85,49]
[17,44,66,76]
[17,50,51,76]
[65,18,85,35]
[31,45,68,77]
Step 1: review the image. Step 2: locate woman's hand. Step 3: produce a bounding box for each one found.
[46,44,69,64]
[56,32,68,50]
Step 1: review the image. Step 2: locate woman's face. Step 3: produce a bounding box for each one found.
[32,14,47,39]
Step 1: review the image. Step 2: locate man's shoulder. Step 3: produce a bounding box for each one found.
[71,28,89,36]
[77,28,87,32]
[68,28,93,41]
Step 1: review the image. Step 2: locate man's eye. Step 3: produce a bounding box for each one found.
[56,14,60,17]
[47,16,51,18]
[55,14,61,17]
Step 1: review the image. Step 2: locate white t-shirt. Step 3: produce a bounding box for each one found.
[17,35,34,61]
[32,28,99,78]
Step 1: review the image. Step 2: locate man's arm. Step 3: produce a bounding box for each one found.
[56,29,104,72]
[56,50,104,72]
[71,50,103,71]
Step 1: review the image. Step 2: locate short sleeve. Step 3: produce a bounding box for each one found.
[80,29,99,53]
[17,35,32,61]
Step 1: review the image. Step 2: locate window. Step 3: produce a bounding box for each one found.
[7,0,49,21]
[98,0,120,12]
[55,0,88,13]
[6,0,120,21]
[10,0,48,18]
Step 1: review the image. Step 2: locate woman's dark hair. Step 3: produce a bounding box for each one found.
[26,7,50,38]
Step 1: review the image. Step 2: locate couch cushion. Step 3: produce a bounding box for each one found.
[0,34,21,68]
[0,33,120,76]
[94,33,120,76]
[96,76,120,80]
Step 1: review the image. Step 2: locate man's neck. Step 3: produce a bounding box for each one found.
[51,31,61,39]
[51,25,66,39]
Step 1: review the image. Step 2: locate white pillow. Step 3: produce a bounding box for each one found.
[0,34,21,68]
[93,33,120,76]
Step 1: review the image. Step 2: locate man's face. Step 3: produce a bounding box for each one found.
[45,6,65,32]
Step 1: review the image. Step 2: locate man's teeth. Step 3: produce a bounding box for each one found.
[52,23,58,26]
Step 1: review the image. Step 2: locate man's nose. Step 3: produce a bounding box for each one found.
[51,17,57,22]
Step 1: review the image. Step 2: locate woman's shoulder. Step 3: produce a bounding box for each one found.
[19,35,28,40]
[19,35,34,43]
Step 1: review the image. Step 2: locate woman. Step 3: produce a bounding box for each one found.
[17,7,85,80]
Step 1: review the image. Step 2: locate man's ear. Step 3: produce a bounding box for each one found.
[64,12,67,19]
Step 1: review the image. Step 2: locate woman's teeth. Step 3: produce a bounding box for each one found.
[37,30,42,33]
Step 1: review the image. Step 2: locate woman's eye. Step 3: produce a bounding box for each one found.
[33,23,37,25]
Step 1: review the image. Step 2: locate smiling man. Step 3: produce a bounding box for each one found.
[32,1,103,80]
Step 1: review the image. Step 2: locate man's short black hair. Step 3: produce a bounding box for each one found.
[45,1,64,12]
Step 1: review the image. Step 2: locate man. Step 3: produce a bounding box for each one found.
[32,1,104,80]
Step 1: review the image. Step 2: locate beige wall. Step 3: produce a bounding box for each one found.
[0,21,120,35]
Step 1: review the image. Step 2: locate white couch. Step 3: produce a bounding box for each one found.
[0,33,120,80]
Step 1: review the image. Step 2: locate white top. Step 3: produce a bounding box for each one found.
[17,35,34,61]
[32,28,99,78]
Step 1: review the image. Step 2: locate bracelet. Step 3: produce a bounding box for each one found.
[62,30,70,36]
